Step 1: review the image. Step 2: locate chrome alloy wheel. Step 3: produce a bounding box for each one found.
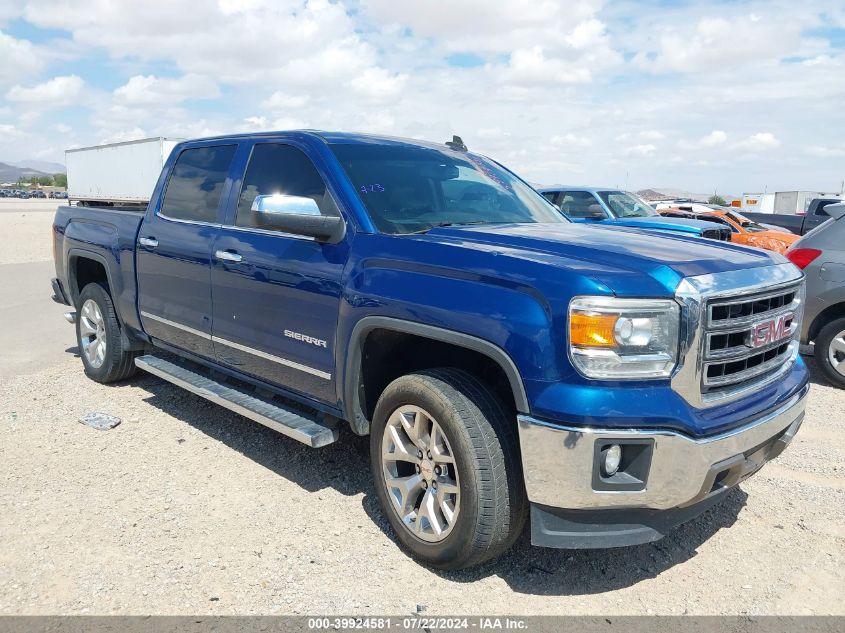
[79,298,107,369]
[381,405,460,543]
[828,329,845,378]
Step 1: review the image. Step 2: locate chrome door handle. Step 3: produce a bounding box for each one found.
[139,237,158,248]
[215,250,243,263]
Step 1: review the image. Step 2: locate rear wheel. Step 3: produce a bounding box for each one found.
[370,368,527,570]
[76,283,138,383]
[816,318,845,388]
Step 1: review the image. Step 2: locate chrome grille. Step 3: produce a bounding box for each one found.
[701,285,801,394]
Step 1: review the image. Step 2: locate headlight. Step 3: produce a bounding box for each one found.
[568,297,680,379]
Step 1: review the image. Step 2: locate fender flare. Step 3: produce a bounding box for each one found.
[66,248,118,308]
[343,316,529,435]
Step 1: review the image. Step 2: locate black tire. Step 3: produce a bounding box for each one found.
[76,283,138,383]
[370,368,528,570]
[815,317,845,389]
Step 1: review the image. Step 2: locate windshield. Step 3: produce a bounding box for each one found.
[726,210,767,232]
[596,191,657,218]
[330,143,566,234]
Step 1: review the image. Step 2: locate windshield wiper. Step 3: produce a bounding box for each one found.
[410,220,488,234]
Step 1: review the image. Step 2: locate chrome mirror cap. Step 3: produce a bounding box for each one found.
[251,194,321,216]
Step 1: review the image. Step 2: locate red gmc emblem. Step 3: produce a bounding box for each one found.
[750,313,793,348]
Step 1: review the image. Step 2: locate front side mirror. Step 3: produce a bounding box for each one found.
[251,194,345,243]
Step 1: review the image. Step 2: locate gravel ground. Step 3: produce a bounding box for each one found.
[0,201,842,615]
[0,200,57,265]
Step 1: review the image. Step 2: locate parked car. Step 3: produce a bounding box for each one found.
[539,187,732,242]
[744,198,843,235]
[654,201,792,234]
[658,207,799,254]
[51,131,808,569]
[786,202,845,388]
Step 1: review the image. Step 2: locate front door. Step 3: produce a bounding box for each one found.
[136,143,236,359]
[210,142,349,404]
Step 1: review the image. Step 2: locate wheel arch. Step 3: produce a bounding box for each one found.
[67,249,145,352]
[67,249,116,306]
[807,301,845,343]
[343,316,529,436]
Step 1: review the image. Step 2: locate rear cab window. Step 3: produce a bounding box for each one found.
[159,145,236,223]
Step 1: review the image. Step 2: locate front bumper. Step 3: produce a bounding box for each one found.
[518,386,808,547]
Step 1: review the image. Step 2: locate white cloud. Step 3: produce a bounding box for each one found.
[239,116,268,131]
[360,0,599,51]
[0,122,24,137]
[113,74,219,105]
[635,14,803,73]
[20,0,389,89]
[701,130,728,147]
[347,67,408,103]
[477,127,511,140]
[623,144,657,157]
[616,130,665,142]
[805,145,845,158]
[679,130,727,150]
[260,92,310,110]
[6,75,83,103]
[98,127,148,145]
[733,132,781,151]
[496,46,593,86]
[0,30,44,86]
[551,133,592,148]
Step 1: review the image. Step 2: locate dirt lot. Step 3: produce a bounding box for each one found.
[0,200,843,615]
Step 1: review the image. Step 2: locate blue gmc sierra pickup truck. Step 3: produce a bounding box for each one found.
[51,131,809,569]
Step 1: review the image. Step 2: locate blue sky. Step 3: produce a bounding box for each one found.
[1,0,843,194]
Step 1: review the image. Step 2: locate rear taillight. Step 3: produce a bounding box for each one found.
[786,247,822,269]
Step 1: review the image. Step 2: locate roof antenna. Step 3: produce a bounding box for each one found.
[445,135,468,151]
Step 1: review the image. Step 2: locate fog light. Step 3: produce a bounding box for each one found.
[602,444,622,476]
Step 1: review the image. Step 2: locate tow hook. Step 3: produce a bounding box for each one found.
[64,311,77,324]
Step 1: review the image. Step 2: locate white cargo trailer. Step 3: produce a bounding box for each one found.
[741,193,775,213]
[66,137,183,204]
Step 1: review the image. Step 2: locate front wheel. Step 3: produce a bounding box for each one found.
[76,283,138,383]
[370,368,527,570]
[815,318,845,388]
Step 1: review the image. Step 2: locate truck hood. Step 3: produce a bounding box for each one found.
[422,222,778,295]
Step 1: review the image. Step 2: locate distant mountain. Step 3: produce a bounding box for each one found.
[636,189,670,201]
[637,188,739,203]
[0,162,50,183]
[13,159,65,174]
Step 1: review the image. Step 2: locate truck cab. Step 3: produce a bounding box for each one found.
[539,186,732,242]
[51,131,808,570]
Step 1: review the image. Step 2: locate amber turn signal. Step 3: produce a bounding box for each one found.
[570,312,618,348]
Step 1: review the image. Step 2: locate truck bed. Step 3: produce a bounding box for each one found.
[742,211,804,234]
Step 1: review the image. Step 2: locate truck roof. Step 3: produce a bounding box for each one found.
[180,130,465,152]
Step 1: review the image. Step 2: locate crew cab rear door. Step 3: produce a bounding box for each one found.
[209,141,349,405]
[136,142,236,359]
